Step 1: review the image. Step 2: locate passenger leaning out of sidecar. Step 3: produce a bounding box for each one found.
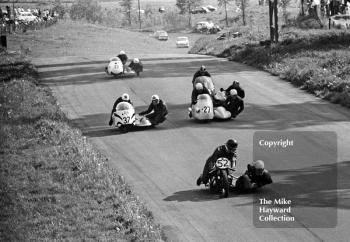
[224,89,244,119]
[139,94,168,125]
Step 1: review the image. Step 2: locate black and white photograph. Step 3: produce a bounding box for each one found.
[1,0,350,241]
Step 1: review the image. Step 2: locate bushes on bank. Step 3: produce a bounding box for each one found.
[0,51,164,241]
[191,29,350,108]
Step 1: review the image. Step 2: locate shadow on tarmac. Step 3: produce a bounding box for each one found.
[72,101,350,138]
[164,160,350,213]
[38,59,252,86]
[163,187,246,202]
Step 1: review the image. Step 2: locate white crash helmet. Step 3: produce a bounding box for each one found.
[122,93,130,101]
[230,89,238,96]
[195,83,203,91]
[119,50,126,55]
[253,160,265,169]
[232,80,240,85]
[133,58,140,63]
[151,94,160,101]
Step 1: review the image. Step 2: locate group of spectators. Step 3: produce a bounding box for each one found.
[0,5,58,35]
[0,6,57,22]
[306,0,350,17]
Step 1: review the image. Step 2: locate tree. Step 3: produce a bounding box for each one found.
[218,0,234,27]
[279,0,292,26]
[120,0,133,26]
[70,0,102,23]
[236,0,248,26]
[175,0,202,27]
[52,0,65,19]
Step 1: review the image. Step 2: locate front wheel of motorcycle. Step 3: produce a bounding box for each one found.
[220,170,229,198]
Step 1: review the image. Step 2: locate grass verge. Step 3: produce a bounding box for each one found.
[190,28,350,107]
[0,49,164,241]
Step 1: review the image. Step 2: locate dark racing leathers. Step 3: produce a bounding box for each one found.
[224,95,244,118]
[200,145,237,185]
[117,54,128,72]
[236,164,273,192]
[109,97,133,125]
[139,100,168,125]
[128,60,143,74]
[117,54,128,65]
[192,70,211,84]
[191,87,211,105]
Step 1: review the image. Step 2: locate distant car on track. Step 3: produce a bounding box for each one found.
[153,30,169,41]
[176,36,190,48]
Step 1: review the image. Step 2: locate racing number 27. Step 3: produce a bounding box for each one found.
[203,106,211,113]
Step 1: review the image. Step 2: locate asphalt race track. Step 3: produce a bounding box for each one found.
[34,53,350,242]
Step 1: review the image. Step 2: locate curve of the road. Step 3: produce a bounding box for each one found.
[34,53,350,242]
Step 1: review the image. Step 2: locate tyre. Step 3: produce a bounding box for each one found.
[120,125,129,133]
[220,170,229,198]
[209,177,216,192]
[235,174,251,192]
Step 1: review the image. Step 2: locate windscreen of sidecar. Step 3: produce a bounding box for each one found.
[116,102,133,111]
[197,94,211,100]
[194,76,215,92]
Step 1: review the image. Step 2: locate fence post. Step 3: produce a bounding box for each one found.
[1,35,7,48]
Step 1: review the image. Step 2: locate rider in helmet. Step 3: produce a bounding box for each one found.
[117,50,128,73]
[224,89,244,119]
[223,80,245,99]
[196,139,238,186]
[117,50,128,65]
[191,82,211,105]
[192,65,212,84]
[109,93,133,126]
[128,58,143,76]
[139,94,168,125]
[235,160,273,192]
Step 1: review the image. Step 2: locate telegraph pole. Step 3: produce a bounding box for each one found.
[138,0,141,29]
[224,0,228,27]
[268,0,278,43]
[274,0,278,42]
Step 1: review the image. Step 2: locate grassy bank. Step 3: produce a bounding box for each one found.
[190,28,350,107]
[0,50,164,241]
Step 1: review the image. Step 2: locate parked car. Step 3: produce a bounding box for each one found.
[206,5,217,12]
[16,11,37,22]
[330,14,350,29]
[153,30,169,41]
[190,6,210,14]
[195,21,221,34]
[176,36,190,48]
[196,21,214,30]
[217,31,242,40]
